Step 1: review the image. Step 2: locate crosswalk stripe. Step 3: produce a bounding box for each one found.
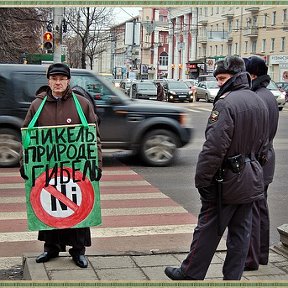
[0,206,187,220]
[0,193,169,204]
[0,170,138,177]
[0,180,151,189]
[0,224,197,243]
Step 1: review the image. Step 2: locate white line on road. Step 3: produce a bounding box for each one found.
[1,193,169,204]
[0,224,196,243]
[0,206,188,220]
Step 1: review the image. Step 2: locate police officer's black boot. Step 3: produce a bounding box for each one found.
[164,267,194,280]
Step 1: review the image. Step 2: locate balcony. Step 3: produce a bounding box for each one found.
[245,7,260,13]
[222,12,234,19]
[243,26,258,37]
[198,19,208,26]
[227,34,233,42]
[198,35,207,43]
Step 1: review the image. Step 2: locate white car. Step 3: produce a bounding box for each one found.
[267,80,286,111]
[194,80,219,103]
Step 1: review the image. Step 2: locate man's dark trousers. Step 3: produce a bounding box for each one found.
[246,186,270,269]
[181,200,253,280]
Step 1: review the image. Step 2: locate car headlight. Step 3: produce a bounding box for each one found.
[169,90,176,95]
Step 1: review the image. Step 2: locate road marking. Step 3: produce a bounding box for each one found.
[0,180,151,189]
[0,206,187,220]
[0,224,197,243]
[0,193,169,204]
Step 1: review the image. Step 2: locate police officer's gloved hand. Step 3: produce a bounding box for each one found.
[19,166,28,180]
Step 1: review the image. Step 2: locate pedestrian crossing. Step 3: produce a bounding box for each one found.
[0,166,198,257]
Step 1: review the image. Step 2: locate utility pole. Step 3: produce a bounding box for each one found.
[53,7,64,63]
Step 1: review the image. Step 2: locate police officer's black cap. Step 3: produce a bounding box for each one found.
[47,63,71,79]
[213,56,246,77]
[243,56,268,76]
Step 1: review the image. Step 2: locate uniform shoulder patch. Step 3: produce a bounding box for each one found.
[208,110,219,124]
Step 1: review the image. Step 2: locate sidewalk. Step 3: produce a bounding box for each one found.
[22,243,288,282]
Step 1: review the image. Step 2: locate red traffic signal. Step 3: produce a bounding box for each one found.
[43,32,53,51]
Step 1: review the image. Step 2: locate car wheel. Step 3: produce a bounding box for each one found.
[195,94,200,102]
[140,129,180,167]
[279,107,283,111]
[205,94,209,102]
[0,128,22,167]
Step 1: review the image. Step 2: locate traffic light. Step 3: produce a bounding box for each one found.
[43,32,53,52]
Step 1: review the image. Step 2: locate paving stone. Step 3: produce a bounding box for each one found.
[206,263,223,279]
[89,256,136,269]
[48,269,97,280]
[44,256,77,270]
[96,268,147,280]
[243,263,286,276]
[142,266,169,280]
[132,254,179,267]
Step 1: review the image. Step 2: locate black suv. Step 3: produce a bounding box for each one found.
[0,64,192,167]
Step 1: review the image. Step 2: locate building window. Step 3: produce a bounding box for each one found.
[221,44,224,55]
[263,13,268,27]
[159,52,168,66]
[235,19,239,30]
[281,37,285,51]
[271,38,275,51]
[216,7,219,14]
[215,45,218,56]
[251,40,257,53]
[234,42,238,55]
[283,9,287,22]
[245,41,248,53]
[262,39,266,52]
[209,46,212,56]
[272,11,276,26]
[228,44,232,56]
[228,20,232,32]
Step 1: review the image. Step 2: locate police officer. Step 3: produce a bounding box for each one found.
[243,56,279,271]
[164,56,269,280]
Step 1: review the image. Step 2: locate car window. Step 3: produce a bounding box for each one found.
[71,74,112,105]
[206,81,218,89]
[168,82,188,89]
[12,72,47,103]
[267,81,279,90]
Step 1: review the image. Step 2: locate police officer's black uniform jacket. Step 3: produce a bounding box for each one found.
[195,72,269,204]
[251,75,279,186]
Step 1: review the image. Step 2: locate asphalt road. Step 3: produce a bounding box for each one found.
[116,100,288,246]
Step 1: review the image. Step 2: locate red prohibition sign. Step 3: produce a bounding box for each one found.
[30,167,94,229]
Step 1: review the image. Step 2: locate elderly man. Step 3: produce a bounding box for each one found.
[20,63,102,268]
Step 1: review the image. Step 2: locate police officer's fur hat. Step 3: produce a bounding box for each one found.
[47,63,71,79]
[243,56,268,76]
[213,56,246,77]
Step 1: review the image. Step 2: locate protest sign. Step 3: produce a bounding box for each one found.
[21,123,101,231]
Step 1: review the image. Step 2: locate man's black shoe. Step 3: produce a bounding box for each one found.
[72,254,88,268]
[164,267,192,280]
[35,252,59,263]
[244,266,258,271]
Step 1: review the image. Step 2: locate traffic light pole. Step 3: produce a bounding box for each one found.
[53,7,64,63]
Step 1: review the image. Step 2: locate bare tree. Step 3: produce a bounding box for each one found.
[0,8,49,63]
[64,7,114,69]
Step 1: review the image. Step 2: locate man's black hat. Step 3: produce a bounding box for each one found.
[243,56,268,76]
[47,63,71,79]
[213,56,246,77]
